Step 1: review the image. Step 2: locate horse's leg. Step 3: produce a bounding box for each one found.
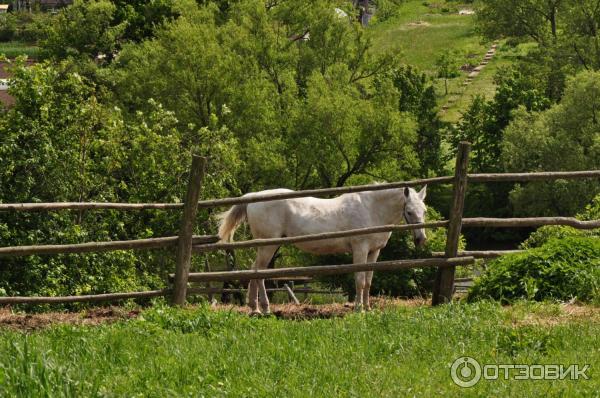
[255,245,279,315]
[247,280,259,315]
[363,250,380,311]
[353,246,369,312]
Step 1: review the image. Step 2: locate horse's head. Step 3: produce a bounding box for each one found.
[403,186,427,247]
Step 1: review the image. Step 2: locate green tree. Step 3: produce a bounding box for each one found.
[111,0,407,190]
[389,65,445,176]
[0,60,241,299]
[434,50,460,95]
[502,70,600,216]
[476,0,563,44]
[42,0,126,61]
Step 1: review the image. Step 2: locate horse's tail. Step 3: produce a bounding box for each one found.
[217,204,248,242]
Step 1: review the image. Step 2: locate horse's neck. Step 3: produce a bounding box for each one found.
[363,189,406,225]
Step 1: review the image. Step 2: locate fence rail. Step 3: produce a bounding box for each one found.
[1,142,599,306]
[0,235,218,257]
[172,257,476,283]
[432,250,524,259]
[2,170,599,213]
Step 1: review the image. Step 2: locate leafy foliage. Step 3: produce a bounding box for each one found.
[521,194,600,249]
[0,60,241,301]
[42,0,126,61]
[468,237,600,303]
[502,70,600,216]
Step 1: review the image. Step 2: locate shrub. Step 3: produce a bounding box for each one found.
[0,13,17,42]
[521,194,600,249]
[468,237,600,304]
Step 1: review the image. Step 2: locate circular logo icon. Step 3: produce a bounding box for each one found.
[451,356,482,388]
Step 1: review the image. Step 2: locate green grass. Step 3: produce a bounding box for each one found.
[440,41,539,123]
[369,1,488,73]
[0,301,598,397]
[0,41,40,59]
[368,1,528,124]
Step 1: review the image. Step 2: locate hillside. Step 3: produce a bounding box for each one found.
[367,1,515,122]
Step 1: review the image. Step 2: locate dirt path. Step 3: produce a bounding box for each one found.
[463,42,498,86]
[440,42,499,113]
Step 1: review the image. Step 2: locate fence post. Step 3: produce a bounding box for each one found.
[171,155,206,306]
[432,141,470,305]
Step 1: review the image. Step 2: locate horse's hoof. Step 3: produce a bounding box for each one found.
[260,306,272,315]
[249,310,262,317]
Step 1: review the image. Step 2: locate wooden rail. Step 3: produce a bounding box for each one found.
[2,170,598,212]
[192,222,449,253]
[468,170,600,183]
[462,217,600,229]
[432,250,524,259]
[174,257,475,283]
[0,217,595,258]
[0,235,218,257]
[0,289,168,305]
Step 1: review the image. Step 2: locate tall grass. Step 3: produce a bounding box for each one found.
[0,302,597,397]
[0,41,40,59]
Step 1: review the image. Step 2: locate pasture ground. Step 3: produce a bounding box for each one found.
[368,1,528,123]
[0,300,598,397]
[0,41,40,59]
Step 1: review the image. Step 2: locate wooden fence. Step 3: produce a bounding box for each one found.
[0,142,599,306]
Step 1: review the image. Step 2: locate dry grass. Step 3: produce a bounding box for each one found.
[3,298,598,330]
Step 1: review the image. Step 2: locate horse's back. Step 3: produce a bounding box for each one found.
[244,189,388,253]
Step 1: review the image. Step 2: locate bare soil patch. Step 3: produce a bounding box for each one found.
[215,297,429,320]
[2,300,597,331]
[407,21,431,28]
[0,306,140,332]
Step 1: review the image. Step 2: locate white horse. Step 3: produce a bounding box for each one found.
[217,186,428,315]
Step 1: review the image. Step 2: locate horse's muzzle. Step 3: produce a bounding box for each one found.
[414,236,427,247]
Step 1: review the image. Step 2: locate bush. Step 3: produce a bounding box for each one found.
[0,13,17,42]
[521,194,600,249]
[468,237,600,304]
[0,61,242,306]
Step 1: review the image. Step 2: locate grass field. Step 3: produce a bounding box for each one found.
[368,1,517,123]
[369,2,487,73]
[0,41,40,59]
[0,301,598,397]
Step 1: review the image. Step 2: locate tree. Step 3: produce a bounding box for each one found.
[288,65,418,189]
[111,0,407,191]
[389,65,445,176]
[451,66,551,173]
[476,0,563,44]
[434,50,460,95]
[562,0,600,70]
[502,70,600,215]
[42,0,126,61]
[111,0,179,42]
[0,60,241,298]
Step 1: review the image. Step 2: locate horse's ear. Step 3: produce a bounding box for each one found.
[418,185,427,200]
[404,187,410,198]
